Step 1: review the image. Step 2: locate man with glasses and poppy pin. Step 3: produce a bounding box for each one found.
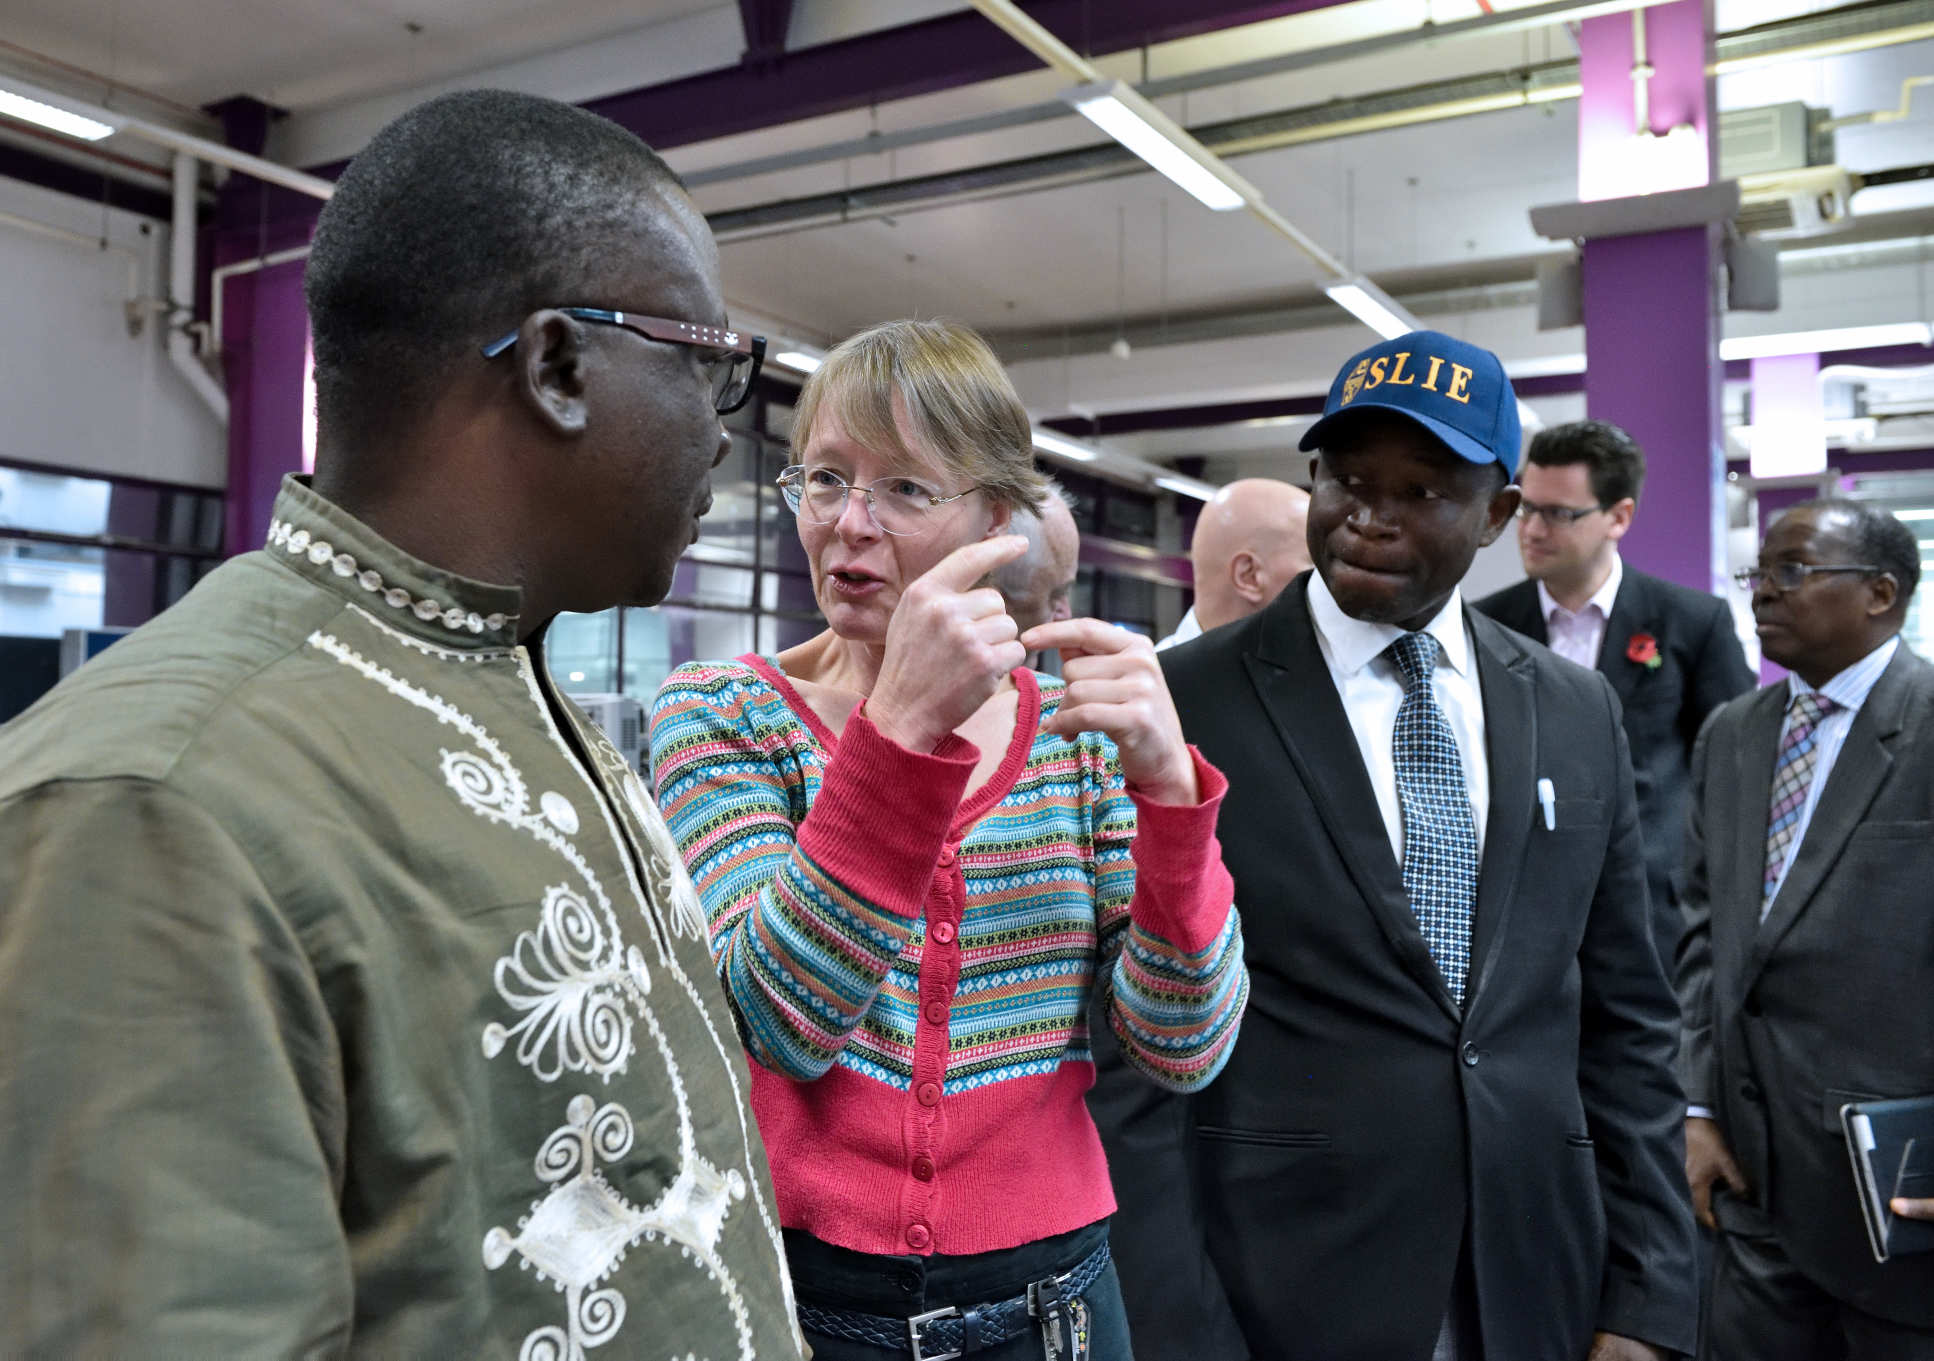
[1475,421,1754,970]
[0,90,801,1358]
[1678,499,1934,1360]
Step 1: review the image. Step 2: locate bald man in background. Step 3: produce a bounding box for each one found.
[1157,478,1311,650]
[994,487,1081,668]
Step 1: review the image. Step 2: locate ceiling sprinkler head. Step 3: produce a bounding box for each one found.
[1109,335,1133,360]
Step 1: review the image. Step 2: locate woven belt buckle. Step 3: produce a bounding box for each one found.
[908,1305,963,1361]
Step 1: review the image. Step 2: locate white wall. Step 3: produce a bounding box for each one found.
[0,178,226,489]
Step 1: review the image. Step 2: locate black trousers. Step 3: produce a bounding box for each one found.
[787,1218,1132,1360]
[1704,1221,1934,1361]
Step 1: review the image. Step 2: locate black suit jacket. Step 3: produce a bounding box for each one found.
[1474,567,1754,967]
[1090,576,1698,1361]
[1677,642,1934,1327]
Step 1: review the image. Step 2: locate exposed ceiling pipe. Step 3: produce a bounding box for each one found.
[211,244,313,355]
[706,3,1934,236]
[0,74,334,201]
[170,153,229,424]
[964,0,1398,315]
[685,0,1677,190]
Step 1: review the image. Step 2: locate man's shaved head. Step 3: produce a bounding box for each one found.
[1190,478,1312,632]
[996,483,1081,641]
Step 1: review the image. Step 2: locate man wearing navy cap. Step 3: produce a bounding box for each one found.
[1089,332,1697,1359]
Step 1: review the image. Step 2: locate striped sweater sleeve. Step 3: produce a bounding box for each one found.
[649,661,976,1080]
[1094,744,1249,1093]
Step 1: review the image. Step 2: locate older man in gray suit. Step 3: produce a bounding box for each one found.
[1679,498,1934,1360]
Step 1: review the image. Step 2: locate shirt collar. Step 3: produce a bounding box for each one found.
[1787,633,1900,713]
[1536,553,1623,625]
[263,474,524,649]
[1308,567,1473,680]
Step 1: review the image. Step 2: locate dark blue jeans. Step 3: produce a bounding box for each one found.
[787,1218,1132,1360]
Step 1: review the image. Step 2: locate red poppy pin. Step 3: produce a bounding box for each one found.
[1626,633,1663,670]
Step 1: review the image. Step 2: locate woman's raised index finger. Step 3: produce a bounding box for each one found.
[920,534,1029,592]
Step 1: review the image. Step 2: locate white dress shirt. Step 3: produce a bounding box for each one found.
[1307,570,1490,863]
[1154,606,1201,652]
[1536,554,1623,670]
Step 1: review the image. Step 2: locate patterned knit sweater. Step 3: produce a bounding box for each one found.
[649,655,1248,1257]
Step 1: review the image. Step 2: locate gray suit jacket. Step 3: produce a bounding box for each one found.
[1677,641,1934,1326]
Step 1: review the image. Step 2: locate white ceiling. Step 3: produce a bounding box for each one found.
[4,0,1931,457]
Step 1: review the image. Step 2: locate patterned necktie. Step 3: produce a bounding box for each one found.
[1762,691,1839,916]
[1386,631,1479,1004]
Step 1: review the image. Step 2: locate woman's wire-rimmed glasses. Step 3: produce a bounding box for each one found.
[480,307,766,415]
[1733,561,1883,593]
[775,464,981,537]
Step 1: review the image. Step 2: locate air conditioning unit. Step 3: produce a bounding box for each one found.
[1718,102,1832,178]
[572,692,646,774]
[1737,165,1856,237]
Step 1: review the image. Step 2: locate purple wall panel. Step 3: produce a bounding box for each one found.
[220,259,310,556]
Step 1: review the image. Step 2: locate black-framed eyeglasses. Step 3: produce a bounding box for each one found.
[1516,500,1608,527]
[480,307,765,415]
[775,464,981,537]
[1733,561,1883,593]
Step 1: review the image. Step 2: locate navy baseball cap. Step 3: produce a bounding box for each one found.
[1299,329,1522,479]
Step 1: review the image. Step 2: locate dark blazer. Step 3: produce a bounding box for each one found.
[1091,575,1698,1361]
[1677,642,1934,1327]
[1474,566,1755,966]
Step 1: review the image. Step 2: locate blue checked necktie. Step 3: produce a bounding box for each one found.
[1386,631,1479,1005]
[1762,691,1838,918]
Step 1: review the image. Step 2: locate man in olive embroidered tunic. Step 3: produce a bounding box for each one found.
[0,92,801,1359]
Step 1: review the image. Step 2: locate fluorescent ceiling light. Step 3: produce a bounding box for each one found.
[1031,429,1100,462]
[0,81,124,142]
[1153,473,1216,501]
[771,349,823,374]
[1323,278,1417,340]
[1061,80,1249,212]
[1721,323,1934,361]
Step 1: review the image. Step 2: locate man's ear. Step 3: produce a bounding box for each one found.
[1867,571,1901,620]
[1231,549,1268,604]
[1604,496,1637,542]
[1478,483,1522,548]
[984,500,1013,537]
[517,310,590,437]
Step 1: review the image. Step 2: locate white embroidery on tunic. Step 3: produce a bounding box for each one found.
[482,884,647,1082]
[483,1094,747,1361]
[345,602,514,662]
[307,621,799,1358]
[269,516,514,635]
[542,791,582,836]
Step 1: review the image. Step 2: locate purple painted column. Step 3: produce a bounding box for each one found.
[1576,0,1723,593]
[1581,227,1723,591]
[220,257,310,555]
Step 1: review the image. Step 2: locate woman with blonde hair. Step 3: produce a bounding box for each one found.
[650,318,1246,1361]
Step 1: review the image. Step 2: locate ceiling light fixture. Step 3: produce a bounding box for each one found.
[1061,79,1252,212]
[1322,277,1417,340]
[0,80,124,142]
[1153,472,1217,501]
[1720,323,1934,361]
[1031,430,1101,463]
[771,349,823,374]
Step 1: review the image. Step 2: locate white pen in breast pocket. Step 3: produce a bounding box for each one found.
[1537,777,1556,831]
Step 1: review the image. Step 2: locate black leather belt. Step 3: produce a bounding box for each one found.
[795,1238,1110,1360]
